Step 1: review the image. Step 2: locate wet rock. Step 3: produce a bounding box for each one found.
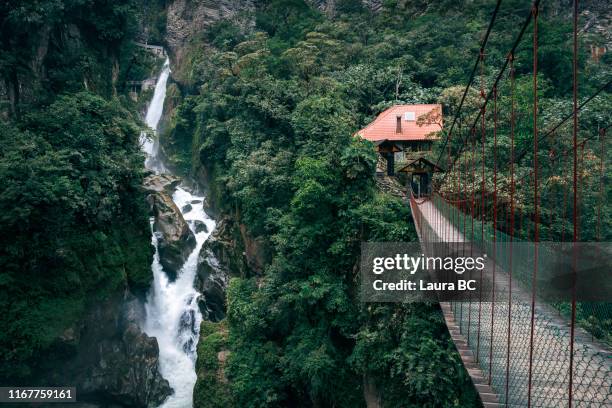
[36,291,171,407]
[189,220,208,234]
[198,216,269,277]
[205,217,242,275]
[143,173,181,195]
[151,191,196,280]
[195,244,228,322]
[183,337,195,355]
[181,203,192,214]
[179,308,196,334]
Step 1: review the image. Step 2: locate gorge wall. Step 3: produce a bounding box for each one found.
[165,0,255,69]
[0,2,175,406]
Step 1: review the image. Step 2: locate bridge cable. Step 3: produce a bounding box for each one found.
[526,4,539,405]
[569,0,579,403]
[597,127,606,241]
[433,0,504,171]
[504,54,516,406]
[488,83,499,386]
[437,0,542,187]
[477,49,486,365]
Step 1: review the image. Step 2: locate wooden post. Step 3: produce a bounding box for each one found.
[386,153,395,176]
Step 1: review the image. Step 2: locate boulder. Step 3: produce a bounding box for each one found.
[143,173,181,195]
[151,191,196,280]
[189,220,208,234]
[181,203,192,214]
[203,217,242,275]
[198,216,270,277]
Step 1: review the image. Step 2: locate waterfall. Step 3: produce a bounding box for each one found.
[140,58,170,173]
[141,57,216,408]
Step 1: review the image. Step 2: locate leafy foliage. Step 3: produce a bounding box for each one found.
[165,1,534,406]
[171,0,611,404]
[0,0,159,381]
[0,92,150,380]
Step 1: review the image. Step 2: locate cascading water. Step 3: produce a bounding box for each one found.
[140,59,170,173]
[141,57,216,407]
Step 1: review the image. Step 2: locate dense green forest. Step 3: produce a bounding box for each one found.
[0,0,165,380]
[155,1,610,407]
[0,0,610,407]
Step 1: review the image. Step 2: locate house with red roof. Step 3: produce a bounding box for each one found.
[355,104,443,179]
[356,104,442,149]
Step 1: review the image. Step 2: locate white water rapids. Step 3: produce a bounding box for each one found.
[140,57,216,407]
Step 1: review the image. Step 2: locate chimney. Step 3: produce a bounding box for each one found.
[396,115,402,133]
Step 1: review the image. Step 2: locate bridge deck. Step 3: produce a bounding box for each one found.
[410,198,612,407]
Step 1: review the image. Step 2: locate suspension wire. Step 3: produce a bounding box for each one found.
[511,76,612,166]
[527,4,539,406]
[484,130,604,198]
[459,134,465,326]
[569,0,579,402]
[468,131,477,346]
[597,127,605,241]
[561,149,569,243]
[470,129,476,250]
[505,54,516,406]
[488,84,498,385]
[545,149,562,241]
[437,0,542,188]
[454,123,461,258]
[434,0,504,170]
[579,141,586,230]
[477,49,486,365]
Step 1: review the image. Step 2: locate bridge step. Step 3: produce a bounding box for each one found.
[439,301,504,406]
[481,392,500,403]
[475,384,493,393]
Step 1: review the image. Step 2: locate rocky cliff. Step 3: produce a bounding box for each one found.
[193,215,271,322]
[35,291,171,407]
[165,0,254,66]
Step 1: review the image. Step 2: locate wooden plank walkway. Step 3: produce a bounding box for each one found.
[410,198,612,407]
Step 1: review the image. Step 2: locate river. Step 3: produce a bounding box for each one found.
[140,58,216,407]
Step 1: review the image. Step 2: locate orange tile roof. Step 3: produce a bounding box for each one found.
[356,104,443,142]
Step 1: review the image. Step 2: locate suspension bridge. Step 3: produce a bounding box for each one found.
[405,0,611,406]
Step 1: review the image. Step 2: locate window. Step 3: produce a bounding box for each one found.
[404,112,416,121]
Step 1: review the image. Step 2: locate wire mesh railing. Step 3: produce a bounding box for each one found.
[409,193,612,407]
